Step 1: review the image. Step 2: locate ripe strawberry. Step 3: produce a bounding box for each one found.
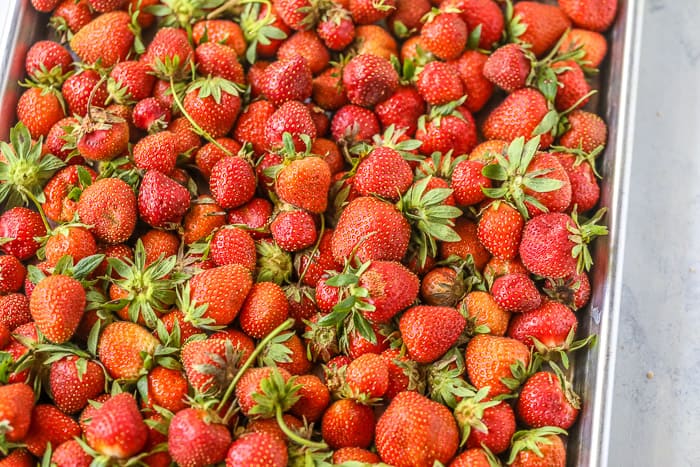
[69,11,135,66]
[86,393,148,459]
[375,86,425,135]
[484,43,532,93]
[88,0,126,12]
[210,227,256,270]
[32,0,61,12]
[145,366,188,413]
[143,27,194,77]
[349,0,396,25]
[24,404,81,457]
[454,395,516,454]
[0,207,45,260]
[44,116,79,163]
[447,51,492,114]
[42,165,95,223]
[551,60,591,111]
[552,150,600,213]
[0,294,31,331]
[226,431,288,467]
[321,398,375,449]
[208,154,256,209]
[181,337,251,394]
[317,7,356,51]
[233,100,276,155]
[138,170,190,228]
[16,87,65,139]
[451,159,491,207]
[290,374,330,422]
[312,66,348,111]
[465,334,530,397]
[50,0,93,41]
[482,88,554,148]
[270,210,318,252]
[559,110,608,153]
[460,290,511,337]
[376,391,459,466]
[477,202,524,260]
[261,56,313,105]
[277,30,330,74]
[0,383,35,442]
[132,98,171,133]
[194,138,241,179]
[508,428,567,467]
[235,366,294,417]
[77,177,136,244]
[331,196,411,263]
[510,2,571,57]
[416,61,464,106]
[416,106,477,156]
[73,110,129,162]
[265,100,317,151]
[333,447,381,464]
[450,448,496,467]
[560,28,608,68]
[192,20,246,57]
[399,306,466,364]
[136,132,181,176]
[168,408,232,467]
[272,0,314,31]
[559,0,618,32]
[331,104,381,145]
[442,0,504,50]
[543,270,591,310]
[49,356,105,414]
[421,12,467,61]
[169,116,201,155]
[518,370,580,429]
[343,54,399,108]
[0,255,26,294]
[189,264,253,326]
[346,352,390,399]
[354,146,413,201]
[97,321,159,379]
[63,70,108,117]
[52,439,92,467]
[25,40,72,84]
[507,299,577,351]
[29,274,85,344]
[276,156,331,213]
[183,78,242,138]
[491,273,541,313]
[239,281,289,338]
[195,42,245,84]
[227,198,273,240]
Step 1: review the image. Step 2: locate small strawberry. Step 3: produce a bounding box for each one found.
[265,100,317,151]
[558,110,608,153]
[44,227,96,269]
[63,70,108,117]
[375,86,426,135]
[138,170,190,228]
[24,404,81,457]
[16,87,65,140]
[31,0,61,12]
[333,447,381,464]
[188,264,253,326]
[97,321,159,380]
[465,334,531,397]
[0,383,35,442]
[226,432,288,467]
[460,290,511,337]
[0,293,32,332]
[107,60,155,105]
[543,270,591,310]
[275,147,331,213]
[345,352,390,400]
[376,391,459,466]
[181,337,252,394]
[192,20,247,56]
[482,88,554,148]
[30,274,85,343]
[25,40,72,85]
[145,366,188,413]
[234,100,276,155]
[195,138,242,180]
[85,393,148,459]
[509,2,571,57]
[451,159,492,207]
[354,146,413,201]
[168,408,232,467]
[195,42,245,84]
[77,177,136,244]
[52,439,93,467]
[132,98,171,133]
[484,43,532,93]
[399,305,466,363]
[49,356,105,414]
[450,50,494,113]
[42,165,95,223]
[551,60,591,112]
[169,117,202,154]
[143,27,193,78]
[317,7,356,51]
[272,0,315,31]
[50,0,93,42]
[518,369,580,429]
[330,104,380,145]
[209,154,256,209]
[0,207,45,261]
[261,56,313,105]
[228,198,273,239]
[342,54,399,108]
[290,374,330,422]
[477,202,524,260]
[507,427,568,467]
[132,131,178,174]
[416,61,464,106]
[450,448,499,467]
[88,0,126,13]
[559,0,618,32]
[507,299,577,352]
[312,66,349,111]
[270,210,318,252]
[321,398,375,449]
[0,255,26,295]
[442,0,504,50]
[552,148,601,213]
[349,0,396,25]
[210,227,256,270]
[183,77,242,139]
[491,273,541,313]
[416,106,478,156]
[454,392,516,454]
[69,11,136,67]
[72,107,129,162]
[421,10,467,61]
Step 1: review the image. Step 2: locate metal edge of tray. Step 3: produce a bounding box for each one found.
[0,1,644,465]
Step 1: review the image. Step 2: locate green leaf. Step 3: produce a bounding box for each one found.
[533,110,560,137]
[521,176,564,193]
[325,273,358,287]
[482,164,508,181]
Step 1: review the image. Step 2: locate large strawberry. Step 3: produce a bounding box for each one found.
[187,264,253,326]
[183,77,242,139]
[97,321,159,380]
[69,11,136,66]
[265,100,318,151]
[465,334,531,397]
[517,369,580,429]
[49,356,105,414]
[343,54,399,108]
[399,305,466,363]
[85,393,148,459]
[275,140,332,213]
[23,404,81,457]
[168,408,232,467]
[138,170,191,228]
[477,201,524,260]
[77,177,136,244]
[261,56,313,105]
[30,274,86,344]
[321,398,376,449]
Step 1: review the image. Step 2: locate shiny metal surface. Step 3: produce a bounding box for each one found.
[0,0,643,464]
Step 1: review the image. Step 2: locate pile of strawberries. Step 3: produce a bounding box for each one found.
[0,0,617,465]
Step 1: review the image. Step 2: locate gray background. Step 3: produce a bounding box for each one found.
[609,1,700,465]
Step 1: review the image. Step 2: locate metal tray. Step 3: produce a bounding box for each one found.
[0,0,643,465]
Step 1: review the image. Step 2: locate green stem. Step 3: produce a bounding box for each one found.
[275,405,328,450]
[297,214,325,286]
[22,188,51,233]
[216,317,295,412]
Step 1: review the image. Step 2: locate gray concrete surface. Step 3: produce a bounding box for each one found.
[609,1,700,466]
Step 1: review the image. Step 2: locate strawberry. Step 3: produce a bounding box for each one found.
[265,100,318,151]
[333,447,381,464]
[559,0,618,32]
[132,132,178,174]
[228,198,273,239]
[145,366,188,413]
[349,0,396,25]
[509,2,571,57]
[331,196,411,263]
[24,404,81,457]
[138,170,190,228]
[354,146,413,201]
[272,0,314,31]
[400,306,466,363]
[44,117,80,162]
[331,104,381,145]
[16,87,65,140]
[507,427,567,467]
[442,0,504,50]
[451,159,491,207]
[170,117,202,155]
[132,98,171,133]
[346,352,390,400]
[312,66,348,111]
[0,255,26,294]
[168,408,232,467]
[49,356,105,414]
[183,78,242,139]
[551,60,591,112]
[416,61,464,106]
[226,432,288,467]
[0,294,31,331]
[375,86,426,135]
[52,439,93,467]
[188,264,253,326]
[482,88,554,148]
[50,0,93,41]
[29,274,85,343]
[454,394,516,454]
[31,0,61,12]
[261,56,313,105]
[0,383,35,442]
[209,155,256,209]
[25,40,72,85]
[277,31,330,74]
[0,207,46,260]
[97,321,159,379]
[88,0,126,12]
[195,138,242,179]
[86,393,148,459]
[543,270,591,310]
[560,29,608,68]
[507,299,577,351]
[195,42,245,84]
[181,337,252,394]
[72,110,129,162]
[357,26,398,59]
[517,370,580,429]
[311,138,344,174]
[235,366,295,417]
[270,210,318,252]
[234,100,276,155]
[42,165,96,223]
[69,11,135,67]
[421,11,467,61]
[77,177,136,244]
[63,70,108,117]
[416,106,477,156]
[342,54,399,108]
[450,50,495,113]
[210,227,256,270]
[321,398,375,449]
[484,43,532,93]
[465,334,531,397]
[552,149,600,213]
[290,374,330,422]
[491,273,541,313]
[143,27,194,78]
[450,448,497,467]
[376,391,459,466]
[239,281,289,338]
[559,110,608,153]
[317,7,356,51]
[276,155,331,213]
[460,290,511,337]
[477,202,524,260]
[420,266,466,307]
[192,20,247,57]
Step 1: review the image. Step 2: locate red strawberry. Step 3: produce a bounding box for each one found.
[88,0,126,12]
[312,66,349,111]
[145,366,188,413]
[210,227,256,270]
[450,448,496,467]
[261,56,313,105]
[442,0,504,50]
[32,0,61,12]
[265,100,317,151]
[450,50,495,113]
[387,0,430,36]
[0,383,35,442]
[376,391,459,466]
[552,149,600,213]
[188,264,253,326]
[63,70,108,117]
[183,78,242,139]
[49,355,105,414]
[30,274,85,343]
[168,408,232,467]
[346,352,390,400]
[560,28,608,68]
[416,106,477,156]
[143,27,194,76]
[277,30,330,74]
[507,299,577,350]
[491,273,542,313]
[97,321,159,380]
[24,404,81,457]
[132,98,171,133]
[508,428,567,467]
[465,334,531,397]
[52,439,93,467]
[192,20,246,56]
[209,155,256,210]
[559,0,618,32]
[521,152,573,217]
[86,393,148,459]
[0,255,26,294]
[421,11,467,61]
[454,395,516,454]
[16,87,65,139]
[227,198,273,240]
[349,0,396,25]
[290,374,331,422]
[482,88,554,148]
[25,40,72,84]
[399,305,466,363]
[270,210,318,252]
[375,86,425,135]
[42,165,95,223]
[50,0,93,41]
[69,11,135,66]
[559,109,608,153]
[108,60,156,103]
[77,177,137,244]
[416,61,464,106]
[451,159,491,206]
[0,294,31,331]
[317,7,356,51]
[226,432,288,467]
[551,60,591,111]
[321,398,375,449]
[354,146,413,201]
[169,117,202,154]
[343,54,399,108]
[235,366,294,416]
[195,42,245,84]
[234,100,276,155]
[331,105,381,145]
[352,260,420,323]
[194,138,241,179]
[132,131,178,174]
[181,337,253,394]
[517,370,580,429]
[484,43,532,93]
[333,447,381,464]
[239,282,289,339]
[477,202,524,260]
[510,2,571,57]
[276,155,331,214]
[272,0,314,31]
[0,207,45,261]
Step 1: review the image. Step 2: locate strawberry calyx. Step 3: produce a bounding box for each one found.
[568,207,608,273]
[426,347,474,409]
[238,2,288,64]
[176,281,223,330]
[189,338,248,398]
[504,0,526,44]
[530,327,597,370]
[23,62,74,89]
[481,135,564,220]
[533,89,598,140]
[418,96,467,132]
[453,386,501,446]
[549,361,581,410]
[499,351,541,397]
[302,313,340,363]
[415,149,467,182]
[370,125,423,162]
[543,276,583,310]
[507,426,568,465]
[550,143,604,178]
[148,0,217,36]
[257,330,296,367]
[256,239,293,284]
